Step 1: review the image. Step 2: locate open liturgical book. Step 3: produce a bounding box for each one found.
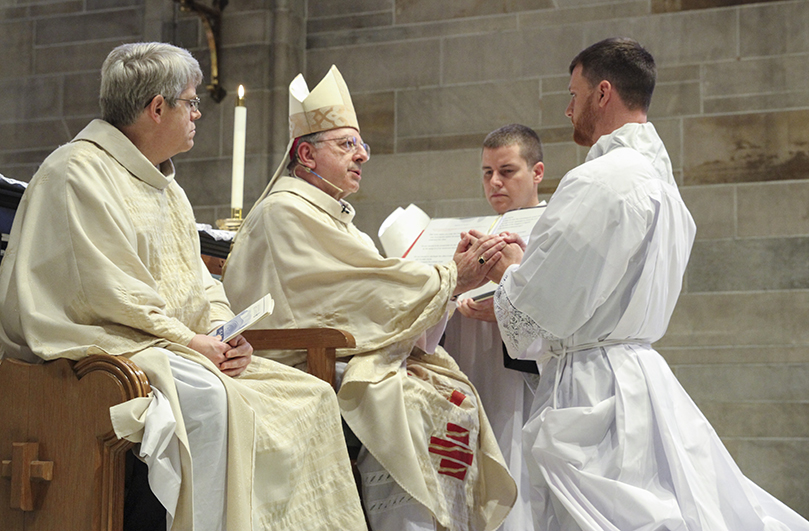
[209,293,275,342]
[378,203,546,299]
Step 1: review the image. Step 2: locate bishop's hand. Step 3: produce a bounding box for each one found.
[453,230,506,296]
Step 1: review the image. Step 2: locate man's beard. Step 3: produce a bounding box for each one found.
[572,93,597,147]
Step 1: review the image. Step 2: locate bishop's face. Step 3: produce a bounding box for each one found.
[565,64,599,148]
[308,127,369,200]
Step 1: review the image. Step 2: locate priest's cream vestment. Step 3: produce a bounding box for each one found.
[0,120,366,531]
[223,176,517,531]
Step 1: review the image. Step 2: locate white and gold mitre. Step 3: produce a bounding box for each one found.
[245,65,359,216]
[288,65,359,139]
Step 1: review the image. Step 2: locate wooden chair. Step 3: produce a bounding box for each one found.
[0,329,353,531]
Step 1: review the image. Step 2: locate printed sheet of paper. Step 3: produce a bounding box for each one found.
[380,203,546,265]
[491,205,546,243]
[405,215,498,265]
[209,293,275,342]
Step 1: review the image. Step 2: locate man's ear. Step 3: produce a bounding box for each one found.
[533,161,544,184]
[597,80,612,108]
[296,141,317,170]
[144,95,166,123]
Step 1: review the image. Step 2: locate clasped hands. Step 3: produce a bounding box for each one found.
[452,230,525,322]
[188,333,253,377]
[452,229,526,297]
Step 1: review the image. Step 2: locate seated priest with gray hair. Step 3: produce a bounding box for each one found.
[0,42,365,531]
[222,65,517,531]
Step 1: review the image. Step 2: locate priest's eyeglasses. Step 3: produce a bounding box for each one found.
[313,136,371,160]
[176,96,201,112]
[144,95,201,112]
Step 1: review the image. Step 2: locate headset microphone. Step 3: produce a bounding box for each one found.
[302,165,345,195]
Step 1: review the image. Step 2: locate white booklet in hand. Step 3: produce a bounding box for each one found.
[209,293,275,342]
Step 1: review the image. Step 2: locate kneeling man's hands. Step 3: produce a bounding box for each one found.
[485,232,525,284]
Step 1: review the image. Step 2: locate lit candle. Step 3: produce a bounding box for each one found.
[231,85,246,217]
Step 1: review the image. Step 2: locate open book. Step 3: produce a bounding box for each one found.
[378,203,546,299]
[379,203,546,265]
[209,293,275,342]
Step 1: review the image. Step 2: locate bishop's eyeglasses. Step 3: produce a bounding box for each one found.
[312,136,371,160]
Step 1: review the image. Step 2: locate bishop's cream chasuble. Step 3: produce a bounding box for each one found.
[224,176,517,531]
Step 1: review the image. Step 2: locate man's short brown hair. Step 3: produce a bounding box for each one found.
[482,124,543,168]
[569,37,656,112]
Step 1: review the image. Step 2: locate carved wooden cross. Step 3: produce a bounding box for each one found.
[1,442,54,511]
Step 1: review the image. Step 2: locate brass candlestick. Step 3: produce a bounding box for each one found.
[216,208,243,231]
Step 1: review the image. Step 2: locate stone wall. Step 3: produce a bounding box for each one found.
[1,0,808,518]
[0,0,306,222]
